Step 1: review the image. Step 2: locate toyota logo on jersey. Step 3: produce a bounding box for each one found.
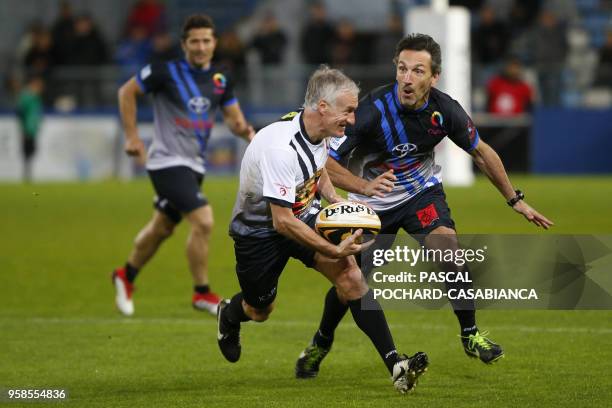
[391,142,418,158]
[188,96,211,114]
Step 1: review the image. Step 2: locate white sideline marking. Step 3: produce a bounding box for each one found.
[1,317,611,334]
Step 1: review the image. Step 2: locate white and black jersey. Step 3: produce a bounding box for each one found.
[230,110,329,238]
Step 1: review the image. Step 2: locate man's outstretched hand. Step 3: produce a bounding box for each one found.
[512,201,554,229]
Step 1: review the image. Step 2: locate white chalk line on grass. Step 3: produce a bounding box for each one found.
[1,317,611,334]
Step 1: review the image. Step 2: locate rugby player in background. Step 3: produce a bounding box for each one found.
[112,14,255,316]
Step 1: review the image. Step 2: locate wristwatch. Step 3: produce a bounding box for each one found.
[507,190,525,207]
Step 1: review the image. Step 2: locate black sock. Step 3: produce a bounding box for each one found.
[455,310,477,335]
[224,292,251,327]
[313,330,334,349]
[442,262,477,336]
[313,286,349,348]
[347,289,398,374]
[194,285,210,294]
[125,263,139,283]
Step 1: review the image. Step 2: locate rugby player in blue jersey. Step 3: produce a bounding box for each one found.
[295,34,553,377]
[112,14,255,317]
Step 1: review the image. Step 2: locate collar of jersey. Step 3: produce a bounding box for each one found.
[180,59,211,74]
[298,111,323,145]
[393,82,429,113]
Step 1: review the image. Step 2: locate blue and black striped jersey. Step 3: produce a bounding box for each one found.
[330,83,479,211]
[135,59,238,173]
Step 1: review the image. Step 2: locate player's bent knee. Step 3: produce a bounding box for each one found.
[156,223,175,238]
[186,205,214,235]
[429,226,455,235]
[244,303,273,322]
[189,213,214,235]
[251,312,270,322]
[334,266,368,301]
[192,219,214,235]
[149,213,176,239]
[426,226,458,250]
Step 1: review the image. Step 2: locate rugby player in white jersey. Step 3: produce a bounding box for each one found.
[217,66,428,394]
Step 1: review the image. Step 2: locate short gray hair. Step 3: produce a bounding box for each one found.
[303,65,359,110]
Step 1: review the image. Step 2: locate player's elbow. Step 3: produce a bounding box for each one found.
[118,80,139,103]
[272,216,290,235]
[470,143,488,168]
[117,85,130,105]
[118,82,129,98]
[471,152,486,168]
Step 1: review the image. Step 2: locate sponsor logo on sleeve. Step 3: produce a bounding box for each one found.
[274,183,290,196]
[467,119,477,144]
[329,135,347,150]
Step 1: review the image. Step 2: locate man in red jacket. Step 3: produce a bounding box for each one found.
[487,57,534,116]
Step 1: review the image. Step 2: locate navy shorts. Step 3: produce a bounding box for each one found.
[360,184,456,270]
[148,166,208,224]
[232,217,317,309]
[379,183,455,237]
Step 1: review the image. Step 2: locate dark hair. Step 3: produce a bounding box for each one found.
[181,14,215,40]
[393,34,442,75]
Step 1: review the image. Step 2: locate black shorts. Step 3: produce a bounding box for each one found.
[233,218,317,309]
[148,166,208,224]
[361,184,456,270]
[379,184,455,237]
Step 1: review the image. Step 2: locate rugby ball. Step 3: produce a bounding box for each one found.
[315,202,381,245]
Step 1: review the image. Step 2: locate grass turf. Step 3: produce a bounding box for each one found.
[1,176,611,407]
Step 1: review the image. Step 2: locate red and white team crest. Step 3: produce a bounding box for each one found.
[274,183,290,196]
[467,119,477,144]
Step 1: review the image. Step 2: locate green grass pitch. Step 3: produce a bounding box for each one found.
[1,175,611,407]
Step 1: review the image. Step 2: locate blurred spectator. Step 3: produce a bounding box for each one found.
[508,0,541,36]
[16,21,44,64]
[250,13,288,65]
[300,2,336,64]
[115,25,152,82]
[543,0,578,24]
[68,15,108,65]
[16,76,44,182]
[64,15,109,107]
[483,0,514,21]
[23,27,54,77]
[472,6,510,65]
[486,57,534,115]
[150,31,181,64]
[125,0,166,37]
[594,30,612,87]
[331,19,359,66]
[376,14,404,65]
[524,10,568,106]
[51,1,76,66]
[214,29,247,82]
[449,0,484,12]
